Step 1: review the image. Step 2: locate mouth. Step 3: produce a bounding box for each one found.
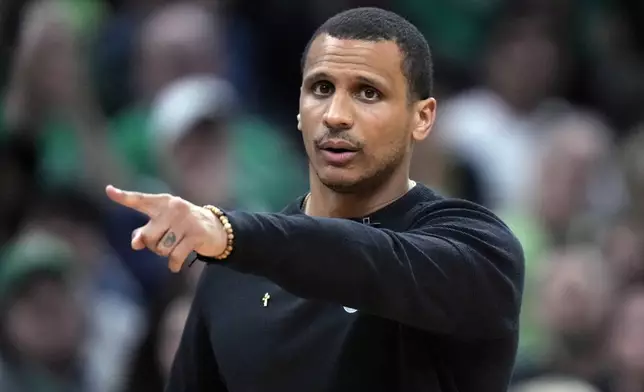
[317,140,360,166]
[317,139,360,153]
[321,147,357,154]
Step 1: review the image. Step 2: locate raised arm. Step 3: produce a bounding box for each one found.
[106,186,524,339]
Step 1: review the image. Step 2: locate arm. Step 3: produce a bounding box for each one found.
[166,274,228,392]
[202,200,525,339]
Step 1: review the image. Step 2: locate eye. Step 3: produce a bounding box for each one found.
[312,81,334,97]
[358,86,381,102]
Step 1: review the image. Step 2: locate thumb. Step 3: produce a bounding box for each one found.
[131,228,146,251]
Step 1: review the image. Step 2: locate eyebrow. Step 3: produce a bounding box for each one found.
[355,75,384,89]
[303,71,333,84]
[303,71,387,90]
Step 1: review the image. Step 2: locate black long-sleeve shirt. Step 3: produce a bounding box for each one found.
[167,184,525,392]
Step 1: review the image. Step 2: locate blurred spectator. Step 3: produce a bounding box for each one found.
[609,287,644,392]
[436,13,570,211]
[501,112,623,365]
[514,245,616,391]
[23,187,147,392]
[149,76,235,207]
[2,0,128,190]
[0,230,85,392]
[3,1,306,210]
[102,1,226,183]
[136,2,225,105]
[149,74,306,210]
[505,112,620,248]
[0,0,306,329]
[109,2,307,210]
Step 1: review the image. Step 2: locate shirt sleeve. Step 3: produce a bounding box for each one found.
[200,199,525,340]
[166,274,228,391]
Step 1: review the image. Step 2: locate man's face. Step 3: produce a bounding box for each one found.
[136,6,221,102]
[486,20,559,110]
[165,121,229,206]
[4,276,82,364]
[138,41,215,102]
[299,35,434,193]
[538,254,613,339]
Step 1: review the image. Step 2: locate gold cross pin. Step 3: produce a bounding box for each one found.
[262,293,270,307]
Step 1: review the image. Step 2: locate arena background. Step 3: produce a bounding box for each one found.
[0,0,643,391]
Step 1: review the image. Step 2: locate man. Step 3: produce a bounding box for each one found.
[148,74,306,212]
[514,245,615,390]
[24,187,147,392]
[106,7,525,392]
[0,230,85,392]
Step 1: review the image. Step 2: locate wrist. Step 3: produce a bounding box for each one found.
[203,205,235,260]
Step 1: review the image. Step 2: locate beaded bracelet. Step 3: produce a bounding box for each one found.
[203,205,235,260]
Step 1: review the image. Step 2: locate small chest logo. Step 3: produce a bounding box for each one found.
[262,293,270,307]
[343,306,358,314]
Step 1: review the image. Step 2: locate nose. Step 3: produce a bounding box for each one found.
[323,92,353,130]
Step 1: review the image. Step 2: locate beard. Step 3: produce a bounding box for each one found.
[315,143,408,195]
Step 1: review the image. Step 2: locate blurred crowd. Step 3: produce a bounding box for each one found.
[0,0,642,391]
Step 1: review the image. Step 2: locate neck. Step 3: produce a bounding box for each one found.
[306,165,413,218]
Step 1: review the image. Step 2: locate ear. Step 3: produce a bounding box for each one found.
[297,113,302,131]
[412,97,436,142]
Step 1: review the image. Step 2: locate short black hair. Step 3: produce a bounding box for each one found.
[301,7,433,100]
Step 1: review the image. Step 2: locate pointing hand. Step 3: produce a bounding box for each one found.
[105,185,227,272]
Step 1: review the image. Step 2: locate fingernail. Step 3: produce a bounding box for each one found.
[131,234,144,250]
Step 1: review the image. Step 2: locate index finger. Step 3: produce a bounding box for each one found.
[105,185,166,217]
